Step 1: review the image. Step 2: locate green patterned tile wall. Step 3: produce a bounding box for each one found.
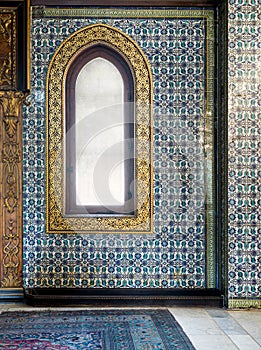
[227,0,261,306]
[23,9,216,289]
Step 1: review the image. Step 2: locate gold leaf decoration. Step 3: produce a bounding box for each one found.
[0,11,16,88]
[47,24,153,234]
[0,91,27,288]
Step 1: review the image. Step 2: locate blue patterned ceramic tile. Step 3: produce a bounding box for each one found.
[23,12,213,288]
[228,0,261,299]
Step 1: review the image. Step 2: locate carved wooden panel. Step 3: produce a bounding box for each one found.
[0,91,27,287]
[0,1,29,290]
[0,10,16,89]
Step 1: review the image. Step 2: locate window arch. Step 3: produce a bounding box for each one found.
[65,45,135,216]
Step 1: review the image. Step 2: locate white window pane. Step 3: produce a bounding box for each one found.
[75,57,125,207]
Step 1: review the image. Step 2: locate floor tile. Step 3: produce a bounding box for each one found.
[170,308,224,336]
[207,309,247,335]
[187,334,239,350]
[228,310,261,340]
[229,334,261,350]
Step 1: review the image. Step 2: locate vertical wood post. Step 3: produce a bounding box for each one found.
[0,1,30,293]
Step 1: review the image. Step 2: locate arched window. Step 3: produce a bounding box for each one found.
[46,24,152,234]
[65,45,135,216]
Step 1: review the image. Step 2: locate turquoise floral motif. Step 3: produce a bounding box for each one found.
[227,0,261,300]
[24,14,212,289]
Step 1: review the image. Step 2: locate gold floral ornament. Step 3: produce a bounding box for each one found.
[0,11,16,89]
[0,90,27,287]
[46,24,153,234]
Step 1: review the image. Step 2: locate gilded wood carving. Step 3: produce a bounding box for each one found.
[0,91,27,287]
[0,1,30,290]
[0,11,16,89]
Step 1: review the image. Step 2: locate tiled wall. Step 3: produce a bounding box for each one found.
[23,9,216,289]
[22,3,261,306]
[227,0,261,307]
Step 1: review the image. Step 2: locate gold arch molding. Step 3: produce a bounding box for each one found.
[46,24,153,234]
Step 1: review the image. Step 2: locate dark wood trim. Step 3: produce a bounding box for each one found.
[31,0,218,7]
[217,0,228,306]
[17,0,30,91]
[25,288,223,307]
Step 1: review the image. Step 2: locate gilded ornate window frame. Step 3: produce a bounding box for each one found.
[46,24,153,234]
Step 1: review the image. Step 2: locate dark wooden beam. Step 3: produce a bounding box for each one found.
[25,288,223,307]
[31,0,218,7]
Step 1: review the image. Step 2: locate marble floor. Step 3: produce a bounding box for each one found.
[169,307,261,350]
[0,304,260,349]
